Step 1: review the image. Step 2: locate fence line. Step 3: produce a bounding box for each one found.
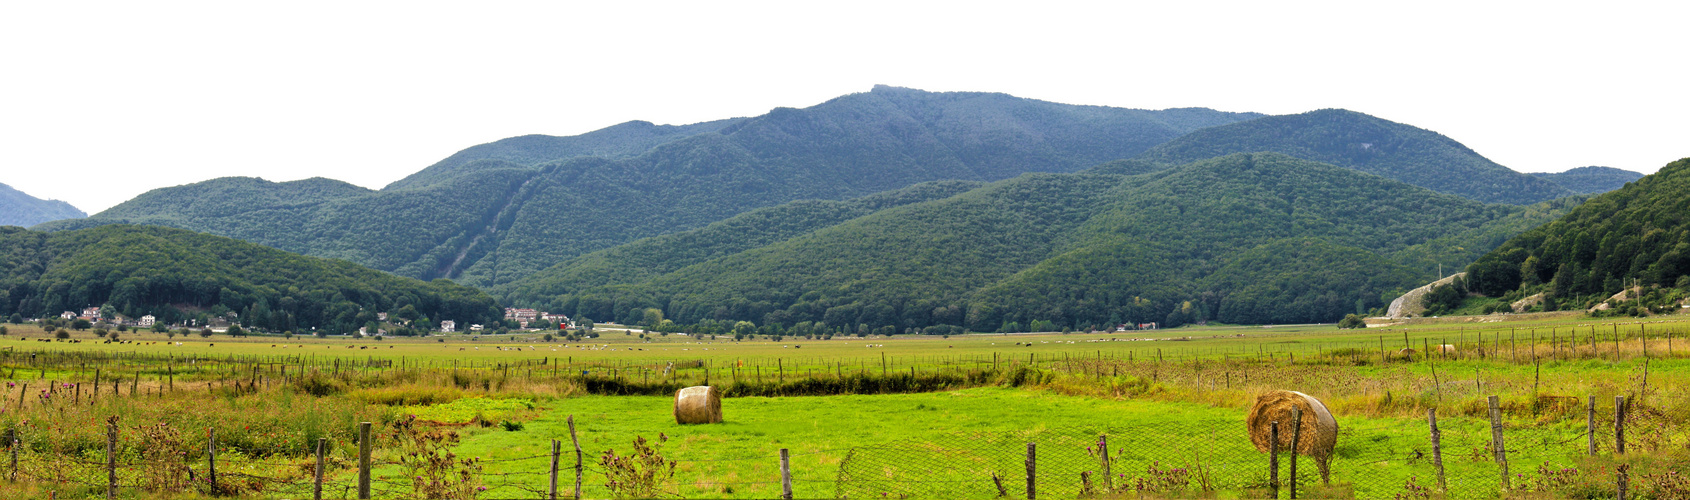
[4,394,1685,499]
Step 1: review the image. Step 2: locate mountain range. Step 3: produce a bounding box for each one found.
[508,153,1573,330]
[38,86,1263,288]
[28,86,1637,328]
[0,182,85,227]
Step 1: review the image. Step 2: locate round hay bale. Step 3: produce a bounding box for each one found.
[673,385,722,424]
[1246,390,1338,458]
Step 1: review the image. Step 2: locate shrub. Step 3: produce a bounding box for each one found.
[1337,314,1367,329]
[54,330,70,339]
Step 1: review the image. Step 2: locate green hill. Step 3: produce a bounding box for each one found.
[1130,109,1574,204]
[494,180,983,302]
[0,182,85,227]
[1465,157,1690,311]
[0,225,501,332]
[512,153,1569,330]
[1528,166,1644,195]
[43,86,1261,288]
[385,118,743,191]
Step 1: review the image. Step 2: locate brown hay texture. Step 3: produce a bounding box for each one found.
[673,385,723,424]
[1246,390,1338,458]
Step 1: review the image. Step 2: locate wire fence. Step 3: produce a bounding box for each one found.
[4,396,1687,499]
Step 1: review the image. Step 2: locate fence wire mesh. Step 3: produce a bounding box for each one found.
[3,400,1686,499]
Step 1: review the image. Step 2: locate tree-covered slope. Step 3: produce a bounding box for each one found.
[37,170,540,277]
[0,182,85,227]
[1465,157,1690,310]
[1131,109,1575,205]
[1529,166,1644,195]
[529,153,1561,330]
[0,225,501,331]
[495,180,983,302]
[52,86,1261,288]
[385,118,743,191]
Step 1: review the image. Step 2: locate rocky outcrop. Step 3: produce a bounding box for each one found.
[1386,272,1467,319]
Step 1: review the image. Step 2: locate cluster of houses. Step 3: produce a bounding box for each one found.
[502,308,572,330]
[59,307,156,328]
[44,306,574,336]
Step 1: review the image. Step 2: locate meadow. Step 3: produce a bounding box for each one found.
[0,312,1686,499]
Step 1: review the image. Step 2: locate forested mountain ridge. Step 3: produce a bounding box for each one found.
[1466,157,1690,312]
[0,225,501,331]
[1528,166,1644,195]
[36,169,541,278]
[0,182,85,227]
[1130,109,1575,205]
[385,118,744,191]
[43,86,1262,288]
[515,153,1570,330]
[494,180,984,302]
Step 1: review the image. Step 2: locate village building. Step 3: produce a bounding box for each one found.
[60,311,77,320]
[440,320,456,332]
[469,324,484,332]
[138,315,156,327]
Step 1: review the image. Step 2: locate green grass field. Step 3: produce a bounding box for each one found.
[3,312,1687,499]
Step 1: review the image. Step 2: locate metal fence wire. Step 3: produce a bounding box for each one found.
[4,399,1687,499]
[833,403,1686,500]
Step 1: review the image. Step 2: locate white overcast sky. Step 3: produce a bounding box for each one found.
[3,1,1687,214]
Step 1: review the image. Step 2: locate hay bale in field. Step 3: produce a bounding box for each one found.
[1435,344,1457,353]
[673,386,723,424]
[1398,348,1418,357]
[1246,390,1338,457]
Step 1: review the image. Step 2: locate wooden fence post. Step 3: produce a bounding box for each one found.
[208,428,219,496]
[314,438,326,500]
[569,415,583,500]
[780,448,793,500]
[549,439,561,500]
[1428,409,1446,493]
[1588,396,1597,456]
[358,422,371,499]
[1290,408,1302,500]
[1269,421,1280,499]
[1099,434,1112,491]
[106,417,118,500]
[1615,396,1627,454]
[1025,442,1036,500]
[1488,395,1509,490]
[1618,463,1630,500]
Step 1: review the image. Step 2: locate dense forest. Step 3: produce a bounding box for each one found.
[40,86,1261,289]
[1528,166,1644,195]
[1131,109,1576,204]
[1466,157,1690,313]
[0,225,501,332]
[510,153,1571,331]
[0,182,85,227]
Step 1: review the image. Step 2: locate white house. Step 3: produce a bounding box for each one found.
[60,311,77,320]
[138,315,156,327]
[469,324,484,332]
[440,320,456,332]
